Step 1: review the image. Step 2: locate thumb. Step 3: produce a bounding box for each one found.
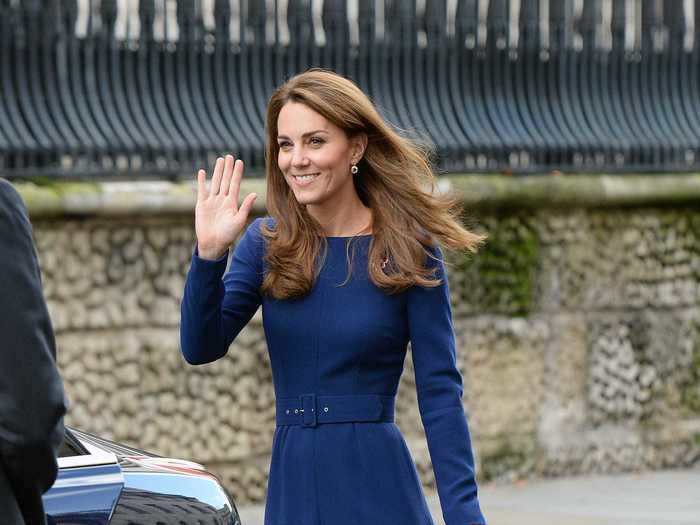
[239,193,257,217]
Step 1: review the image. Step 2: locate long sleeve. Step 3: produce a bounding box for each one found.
[180,217,265,365]
[0,179,67,525]
[406,245,486,525]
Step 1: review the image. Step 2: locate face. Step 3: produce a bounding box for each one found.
[276,101,365,209]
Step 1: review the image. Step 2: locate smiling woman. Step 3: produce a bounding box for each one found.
[180,68,489,525]
[274,102,369,236]
[261,69,487,300]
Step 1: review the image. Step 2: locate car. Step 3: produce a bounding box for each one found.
[44,427,241,524]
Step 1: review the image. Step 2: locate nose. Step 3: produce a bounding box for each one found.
[290,146,309,168]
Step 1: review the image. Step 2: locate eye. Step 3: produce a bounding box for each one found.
[278,140,291,149]
[309,136,325,145]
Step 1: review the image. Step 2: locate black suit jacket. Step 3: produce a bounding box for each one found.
[0,179,67,525]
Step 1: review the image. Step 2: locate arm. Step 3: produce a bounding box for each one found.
[406,245,486,525]
[0,179,67,524]
[180,217,264,364]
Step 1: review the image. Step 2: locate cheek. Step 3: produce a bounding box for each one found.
[315,148,347,171]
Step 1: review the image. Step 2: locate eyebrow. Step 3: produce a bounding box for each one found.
[277,129,328,140]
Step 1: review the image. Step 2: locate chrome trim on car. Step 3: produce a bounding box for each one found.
[57,438,118,469]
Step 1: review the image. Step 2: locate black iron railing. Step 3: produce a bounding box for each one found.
[1,0,699,179]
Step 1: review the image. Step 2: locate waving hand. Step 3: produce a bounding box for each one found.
[195,155,257,260]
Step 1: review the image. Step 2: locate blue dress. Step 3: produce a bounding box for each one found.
[180,217,486,525]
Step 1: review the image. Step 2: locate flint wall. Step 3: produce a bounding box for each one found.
[16,174,700,503]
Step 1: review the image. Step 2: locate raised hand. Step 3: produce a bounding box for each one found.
[195,154,257,260]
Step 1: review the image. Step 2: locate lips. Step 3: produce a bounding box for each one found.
[292,172,320,187]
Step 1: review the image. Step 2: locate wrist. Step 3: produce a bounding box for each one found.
[197,242,227,261]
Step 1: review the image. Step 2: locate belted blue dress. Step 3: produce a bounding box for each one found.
[180,217,486,525]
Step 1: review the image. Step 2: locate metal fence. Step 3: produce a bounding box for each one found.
[1,0,699,179]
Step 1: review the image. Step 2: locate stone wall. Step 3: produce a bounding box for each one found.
[16,175,700,504]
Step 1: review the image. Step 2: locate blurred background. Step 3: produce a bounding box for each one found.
[5,0,700,177]
[2,1,699,523]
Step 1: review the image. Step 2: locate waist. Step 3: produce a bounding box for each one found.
[275,393,395,428]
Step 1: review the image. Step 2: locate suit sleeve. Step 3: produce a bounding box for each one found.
[0,179,67,524]
[180,217,264,365]
[406,245,486,525]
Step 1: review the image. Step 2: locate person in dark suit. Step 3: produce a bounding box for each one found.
[0,179,67,525]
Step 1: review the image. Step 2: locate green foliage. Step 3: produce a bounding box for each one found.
[461,217,539,317]
[479,436,534,482]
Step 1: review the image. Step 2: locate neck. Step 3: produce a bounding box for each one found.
[307,195,372,237]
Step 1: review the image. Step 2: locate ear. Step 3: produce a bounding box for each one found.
[351,133,368,164]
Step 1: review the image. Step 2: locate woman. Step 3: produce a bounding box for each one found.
[180,69,488,525]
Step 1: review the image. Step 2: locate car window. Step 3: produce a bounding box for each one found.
[57,428,117,469]
[58,429,89,457]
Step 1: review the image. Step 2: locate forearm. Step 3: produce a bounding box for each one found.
[180,219,264,365]
[422,406,485,525]
[180,250,231,364]
[408,245,487,525]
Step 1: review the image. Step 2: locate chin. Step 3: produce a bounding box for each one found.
[294,194,322,206]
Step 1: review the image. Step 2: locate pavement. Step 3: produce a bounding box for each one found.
[235,468,700,525]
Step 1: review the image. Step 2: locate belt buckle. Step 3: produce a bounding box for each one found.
[300,393,317,428]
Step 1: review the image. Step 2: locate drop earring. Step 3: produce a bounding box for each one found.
[351,163,359,175]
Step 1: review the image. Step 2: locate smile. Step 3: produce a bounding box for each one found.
[292,173,320,186]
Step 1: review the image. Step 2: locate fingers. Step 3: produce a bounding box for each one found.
[196,169,208,202]
[198,154,242,201]
[210,157,225,196]
[220,154,235,196]
[229,158,245,205]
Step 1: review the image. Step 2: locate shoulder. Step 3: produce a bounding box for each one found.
[0,178,19,198]
[236,216,274,262]
[258,215,277,232]
[408,240,447,290]
[241,216,275,247]
[0,178,25,214]
[417,238,444,270]
[0,179,30,230]
[409,226,442,264]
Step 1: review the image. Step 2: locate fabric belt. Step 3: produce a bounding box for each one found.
[275,393,395,428]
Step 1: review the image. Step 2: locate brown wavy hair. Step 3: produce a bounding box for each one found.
[260,68,487,300]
